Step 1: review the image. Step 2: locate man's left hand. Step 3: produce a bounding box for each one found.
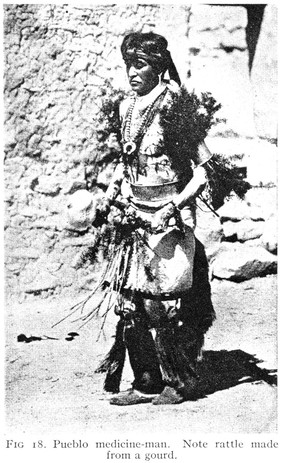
[151,202,176,233]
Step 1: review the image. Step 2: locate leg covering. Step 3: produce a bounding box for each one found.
[96,297,164,394]
[124,312,164,394]
[154,322,200,396]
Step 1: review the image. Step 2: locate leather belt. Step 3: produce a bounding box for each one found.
[130,181,180,202]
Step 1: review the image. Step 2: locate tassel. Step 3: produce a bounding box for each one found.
[204,154,251,211]
[95,318,126,393]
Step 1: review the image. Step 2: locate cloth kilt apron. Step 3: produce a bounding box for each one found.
[122,181,195,299]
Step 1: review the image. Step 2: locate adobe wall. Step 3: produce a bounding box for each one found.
[4,4,277,299]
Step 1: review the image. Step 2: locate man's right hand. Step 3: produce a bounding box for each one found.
[98,197,111,215]
[93,197,111,227]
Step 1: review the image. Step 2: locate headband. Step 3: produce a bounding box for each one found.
[122,48,181,86]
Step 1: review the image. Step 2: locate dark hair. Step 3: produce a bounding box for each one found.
[121,32,181,86]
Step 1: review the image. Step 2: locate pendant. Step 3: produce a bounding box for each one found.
[123,141,137,156]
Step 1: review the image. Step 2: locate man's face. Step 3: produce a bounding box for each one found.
[125,56,159,96]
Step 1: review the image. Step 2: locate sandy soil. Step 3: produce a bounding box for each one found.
[5,275,277,436]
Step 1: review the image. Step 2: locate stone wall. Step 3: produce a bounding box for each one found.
[188,4,277,186]
[251,5,278,140]
[4,3,191,299]
[4,4,277,300]
[187,4,277,140]
[188,4,254,137]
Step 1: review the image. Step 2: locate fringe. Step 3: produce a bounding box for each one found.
[154,324,202,391]
[95,318,126,393]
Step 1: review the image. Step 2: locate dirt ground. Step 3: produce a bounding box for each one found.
[5,274,277,436]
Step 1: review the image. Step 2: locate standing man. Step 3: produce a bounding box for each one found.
[97,32,215,405]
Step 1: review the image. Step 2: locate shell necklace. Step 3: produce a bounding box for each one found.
[122,95,158,156]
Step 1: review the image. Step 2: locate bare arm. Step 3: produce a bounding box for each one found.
[104,162,125,202]
[173,165,207,210]
[151,142,212,232]
[173,141,212,209]
[97,162,125,218]
[104,100,128,202]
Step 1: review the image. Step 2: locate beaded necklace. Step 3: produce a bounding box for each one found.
[122,88,167,157]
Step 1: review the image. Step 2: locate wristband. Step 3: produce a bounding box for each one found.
[171,200,182,212]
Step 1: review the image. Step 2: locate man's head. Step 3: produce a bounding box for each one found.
[121,32,180,95]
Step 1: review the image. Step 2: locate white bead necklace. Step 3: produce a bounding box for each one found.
[123,96,158,156]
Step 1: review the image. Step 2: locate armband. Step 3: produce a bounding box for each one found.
[171,200,182,212]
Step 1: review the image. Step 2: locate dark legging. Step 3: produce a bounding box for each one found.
[123,238,215,394]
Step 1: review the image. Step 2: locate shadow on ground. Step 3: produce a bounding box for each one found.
[195,349,277,399]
